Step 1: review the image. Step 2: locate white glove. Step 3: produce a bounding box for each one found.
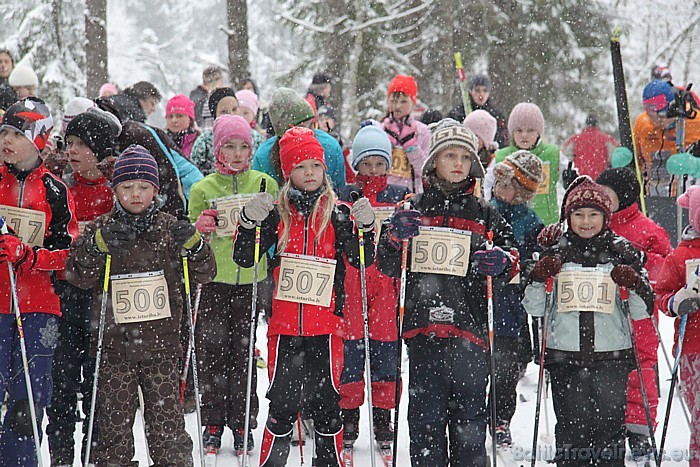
[350,197,375,229]
[670,287,700,317]
[240,192,274,229]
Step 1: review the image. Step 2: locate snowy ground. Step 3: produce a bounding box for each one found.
[30,312,691,466]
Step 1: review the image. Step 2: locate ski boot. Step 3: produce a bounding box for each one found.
[494,421,513,448]
[234,427,255,455]
[203,425,223,455]
[342,408,360,446]
[628,431,653,467]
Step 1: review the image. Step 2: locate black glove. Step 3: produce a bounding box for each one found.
[562,161,579,189]
[169,220,201,250]
[94,221,136,255]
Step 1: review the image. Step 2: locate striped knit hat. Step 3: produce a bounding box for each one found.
[423,118,483,178]
[493,150,544,205]
[111,145,160,189]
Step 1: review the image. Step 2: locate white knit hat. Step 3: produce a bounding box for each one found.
[61,97,97,134]
[9,64,39,88]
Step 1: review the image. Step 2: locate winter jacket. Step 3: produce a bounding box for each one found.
[167,129,200,158]
[251,130,346,188]
[522,229,653,366]
[0,161,78,316]
[654,227,700,356]
[381,115,431,194]
[62,172,113,223]
[233,195,373,338]
[109,92,147,123]
[561,126,618,180]
[447,97,509,148]
[189,85,209,127]
[188,169,279,285]
[609,202,672,283]
[190,128,264,176]
[376,182,515,347]
[67,210,216,359]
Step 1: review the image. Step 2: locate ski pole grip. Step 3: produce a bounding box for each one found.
[619,286,630,300]
[545,277,555,294]
[259,178,266,194]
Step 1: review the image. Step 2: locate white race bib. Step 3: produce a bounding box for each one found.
[389,147,411,178]
[111,270,171,324]
[536,161,551,195]
[211,194,255,237]
[557,268,615,314]
[411,226,471,276]
[0,205,46,247]
[276,253,337,307]
[373,206,395,245]
[684,259,700,290]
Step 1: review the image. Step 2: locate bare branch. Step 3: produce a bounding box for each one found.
[275,10,348,34]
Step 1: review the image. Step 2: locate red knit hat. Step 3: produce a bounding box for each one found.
[388,75,418,103]
[562,175,612,228]
[279,127,326,180]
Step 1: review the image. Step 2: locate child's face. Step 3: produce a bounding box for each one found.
[236,106,256,125]
[0,128,38,168]
[602,186,620,212]
[357,156,388,177]
[166,113,191,133]
[139,96,158,117]
[513,128,539,150]
[388,93,413,121]
[433,147,472,184]
[66,135,99,175]
[648,110,675,130]
[219,139,251,172]
[290,159,324,192]
[569,207,605,239]
[470,86,490,106]
[114,181,158,215]
[493,180,517,204]
[0,53,12,79]
[216,97,239,118]
[13,86,34,99]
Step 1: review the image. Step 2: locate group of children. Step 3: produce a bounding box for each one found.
[0,71,697,467]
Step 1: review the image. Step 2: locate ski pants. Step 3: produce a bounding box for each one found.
[196,282,258,430]
[339,338,398,410]
[487,335,521,425]
[406,334,488,467]
[0,312,58,467]
[549,360,630,467]
[681,353,700,466]
[260,334,344,467]
[625,315,659,434]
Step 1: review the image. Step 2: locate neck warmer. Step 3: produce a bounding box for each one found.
[356,174,388,197]
[289,186,324,217]
[112,200,159,235]
[426,173,474,198]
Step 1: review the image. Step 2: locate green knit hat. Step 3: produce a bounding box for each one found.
[269,87,315,135]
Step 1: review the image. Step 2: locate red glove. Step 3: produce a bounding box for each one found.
[530,256,562,282]
[0,235,34,267]
[611,264,640,289]
[537,223,563,248]
[195,209,218,233]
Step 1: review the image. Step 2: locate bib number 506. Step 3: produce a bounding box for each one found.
[114,285,168,314]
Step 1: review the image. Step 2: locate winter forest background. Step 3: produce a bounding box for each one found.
[1,0,699,142]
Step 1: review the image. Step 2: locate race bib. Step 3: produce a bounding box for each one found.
[536,161,550,195]
[211,194,255,237]
[557,268,615,314]
[411,226,471,276]
[0,205,46,247]
[684,259,700,290]
[276,253,337,307]
[373,206,395,245]
[111,270,171,324]
[389,146,412,178]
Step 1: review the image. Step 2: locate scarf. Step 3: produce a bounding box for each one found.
[289,186,324,217]
[112,200,159,236]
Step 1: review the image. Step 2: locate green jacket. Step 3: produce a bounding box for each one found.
[495,142,561,225]
[188,170,279,285]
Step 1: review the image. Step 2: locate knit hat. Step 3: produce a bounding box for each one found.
[312,73,332,85]
[595,167,640,212]
[8,64,39,88]
[493,150,545,205]
[111,144,160,189]
[65,108,122,161]
[351,125,392,170]
[651,63,672,82]
[268,87,315,136]
[213,115,252,175]
[318,105,336,121]
[235,89,259,116]
[678,185,700,233]
[99,83,118,97]
[208,87,237,116]
[508,103,545,137]
[387,75,418,103]
[279,127,326,180]
[562,175,612,228]
[643,80,675,114]
[1,97,53,153]
[166,94,195,120]
[468,74,492,91]
[62,97,97,134]
[464,109,497,150]
[424,118,483,178]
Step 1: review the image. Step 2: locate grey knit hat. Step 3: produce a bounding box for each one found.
[423,118,484,178]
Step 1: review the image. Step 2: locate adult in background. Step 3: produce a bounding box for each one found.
[190,66,225,127]
[305,73,332,123]
[447,74,508,148]
[561,115,618,180]
[0,49,14,86]
[109,81,162,124]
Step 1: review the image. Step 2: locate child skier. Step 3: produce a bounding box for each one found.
[46,107,122,467]
[377,119,516,466]
[523,176,654,466]
[233,126,375,466]
[489,150,545,447]
[165,94,200,158]
[0,97,77,467]
[188,114,278,456]
[67,145,216,466]
[336,126,408,451]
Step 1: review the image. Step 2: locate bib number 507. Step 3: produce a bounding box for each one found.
[278,269,331,297]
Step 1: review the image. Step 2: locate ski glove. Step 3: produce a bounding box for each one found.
[195,209,219,233]
[537,223,563,248]
[240,192,275,229]
[670,287,700,317]
[530,256,562,283]
[94,222,136,255]
[610,264,641,289]
[0,234,34,267]
[388,209,421,243]
[473,246,508,276]
[562,161,579,189]
[170,220,202,251]
[350,197,375,229]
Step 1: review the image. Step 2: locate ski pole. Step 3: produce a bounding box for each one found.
[0,218,44,467]
[454,52,472,116]
[297,414,305,465]
[242,179,267,467]
[531,276,555,467]
[541,370,553,445]
[484,231,498,467]
[619,287,659,465]
[392,197,412,466]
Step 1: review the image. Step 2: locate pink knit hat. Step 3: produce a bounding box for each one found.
[166,94,195,120]
[213,115,252,175]
[99,83,118,97]
[235,89,259,116]
[508,102,545,137]
[678,185,700,232]
[464,109,497,150]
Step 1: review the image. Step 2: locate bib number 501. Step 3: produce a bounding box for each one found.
[557,270,615,314]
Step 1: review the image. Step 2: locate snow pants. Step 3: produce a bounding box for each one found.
[625,316,659,434]
[488,335,522,424]
[406,334,488,467]
[681,353,700,466]
[549,360,631,466]
[339,338,398,410]
[260,334,344,467]
[0,312,58,467]
[196,282,258,430]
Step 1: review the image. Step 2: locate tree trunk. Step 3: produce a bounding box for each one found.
[226,0,250,87]
[85,0,108,98]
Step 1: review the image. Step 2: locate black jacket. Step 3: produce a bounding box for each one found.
[447,96,509,148]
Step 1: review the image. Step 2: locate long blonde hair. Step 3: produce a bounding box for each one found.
[277,173,336,254]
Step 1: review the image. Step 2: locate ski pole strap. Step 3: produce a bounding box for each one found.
[619,286,630,301]
[545,276,554,294]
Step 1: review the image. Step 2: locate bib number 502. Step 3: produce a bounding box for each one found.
[278,269,331,297]
[413,239,467,267]
[114,285,168,314]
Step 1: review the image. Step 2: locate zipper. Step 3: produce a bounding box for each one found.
[17,177,26,208]
[299,213,310,335]
[442,198,449,227]
[233,174,242,285]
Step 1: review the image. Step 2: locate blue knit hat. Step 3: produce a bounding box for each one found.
[111,145,160,189]
[643,80,675,114]
[351,125,392,170]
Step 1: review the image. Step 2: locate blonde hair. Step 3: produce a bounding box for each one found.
[277,173,336,254]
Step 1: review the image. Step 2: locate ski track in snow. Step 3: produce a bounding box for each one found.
[35,313,689,466]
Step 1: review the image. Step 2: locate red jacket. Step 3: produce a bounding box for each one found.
[63,172,113,222]
[0,162,78,316]
[562,126,617,180]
